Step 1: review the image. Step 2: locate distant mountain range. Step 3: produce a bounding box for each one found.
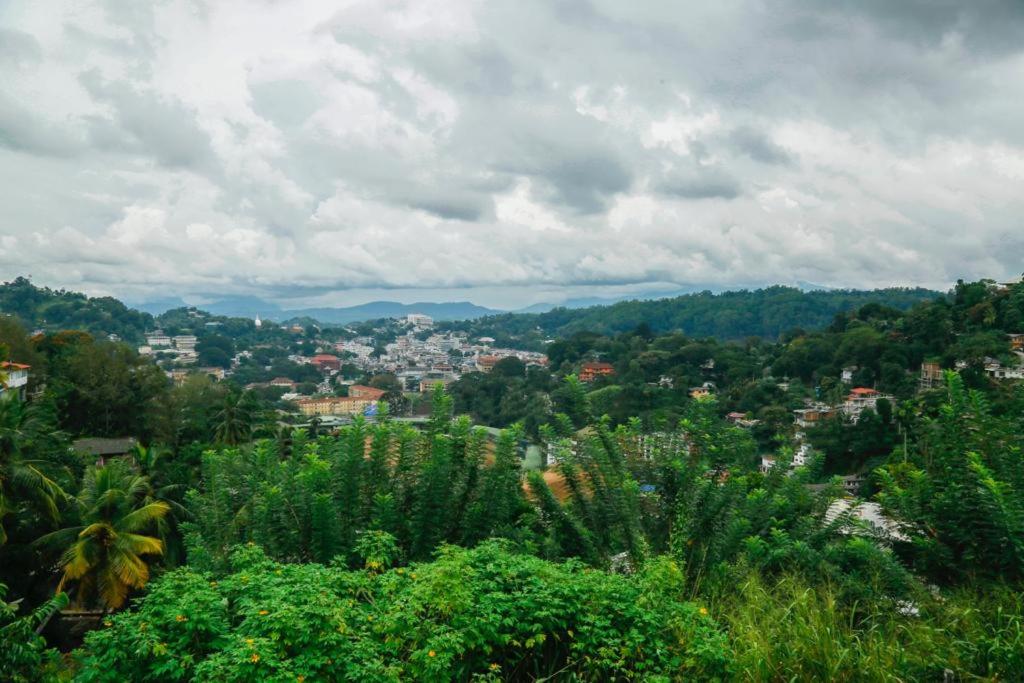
[129,291,688,322]
[131,282,841,324]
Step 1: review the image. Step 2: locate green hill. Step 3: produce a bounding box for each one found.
[441,286,944,347]
[0,277,152,344]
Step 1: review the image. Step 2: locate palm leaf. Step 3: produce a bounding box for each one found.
[116,502,170,533]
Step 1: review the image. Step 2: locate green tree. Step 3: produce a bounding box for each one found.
[0,582,67,683]
[39,462,169,609]
[0,398,67,546]
[214,391,255,446]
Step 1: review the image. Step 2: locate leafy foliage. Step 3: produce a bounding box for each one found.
[0,582,68,683]
[38,461,170,609]
[74,541,731,682]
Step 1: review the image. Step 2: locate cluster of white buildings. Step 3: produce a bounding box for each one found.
[334,320,546,393]
[983,338,1024,379]
[791,387,894,430]
[760,430,814,475]
[138,331,199,364]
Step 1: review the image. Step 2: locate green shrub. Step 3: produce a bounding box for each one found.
[74,541,731,681]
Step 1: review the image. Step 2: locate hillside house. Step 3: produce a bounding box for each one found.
[579,361,615,382]
[348,384,387,400]
[985,358,1024,380]
[919,361,943,390]
[841,388,892,422]
[72,437,138,466]
[310,354,341,372]
[793,403,836,428]
[689,381,715,399]
[0,362,30,401]
[476,355,501,373]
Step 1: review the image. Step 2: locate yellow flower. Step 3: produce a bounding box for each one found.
[176,614,187,622]
[258,610,269,616]
[489,663,500,671]
[297,677,306,683]
[245,638,254,646]
[410,573,417,579]
[275,569,282,576]
[209,581,218,588]
[103,620,113,627]
[428,650,436,658]
[396,568,405,574]
[367,615,374,621]
[250,653,260,663]
[699,607,708,616]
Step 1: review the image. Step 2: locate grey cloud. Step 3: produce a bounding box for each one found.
[406,197,489,222]
[79,70,214,170]
[250,79,323,129]
[539,152,633,213]
[0,28,42,64]
[656,167,743,200]
[729,126,794,166]
[800,0,1024,56]
[375,178,496,222]
[0,93,84,157]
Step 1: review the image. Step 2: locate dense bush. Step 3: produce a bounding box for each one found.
[74,541,731,682]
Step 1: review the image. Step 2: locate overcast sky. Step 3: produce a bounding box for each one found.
[2,0,1023,309]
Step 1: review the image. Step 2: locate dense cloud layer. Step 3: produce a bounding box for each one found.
[1,0,1022,307]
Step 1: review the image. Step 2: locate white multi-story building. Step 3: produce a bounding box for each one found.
[406,313,433,328]
[172,335,198,353]
[0,362,30,401]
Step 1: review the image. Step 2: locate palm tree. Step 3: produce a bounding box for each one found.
[129,443,189,564]
[38,462,169,609]
[214,391,254,446]
[0,397,66,546]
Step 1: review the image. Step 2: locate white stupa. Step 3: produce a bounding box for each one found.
[254,314,262,329]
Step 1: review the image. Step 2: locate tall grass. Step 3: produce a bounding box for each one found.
[713,572,1023,681]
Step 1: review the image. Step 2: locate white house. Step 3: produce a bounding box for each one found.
[841,388,893,423]
[0,362,30,401]
[825,499,909,542]
[984,357,1024,380]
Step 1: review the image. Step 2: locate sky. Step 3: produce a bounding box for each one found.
[1,0,1023,310]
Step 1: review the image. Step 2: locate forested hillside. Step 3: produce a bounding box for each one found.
[442,286,942,348]
[0,278,152,344]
